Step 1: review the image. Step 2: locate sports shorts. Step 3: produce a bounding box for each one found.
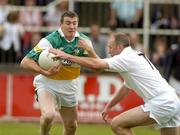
[141,91,180,129]
[169,76,180,97]
[33,75,78,108]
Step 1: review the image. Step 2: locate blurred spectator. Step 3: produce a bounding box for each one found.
[169,16,179,29]
[19,0,43,59]
[89,23,108,58]
[9,0,54,5]
[151,4,179,29]
[129,32,143,52]
[19,0,43,26]
[44,1,68,27]
[0,11,24,63]
[30,32,42,47]
[0,0,9,24]
[151,36,168,72]
[163,41,180,97]
[108,0,143,29]
[21,32,42,57]
[36,0,54,6]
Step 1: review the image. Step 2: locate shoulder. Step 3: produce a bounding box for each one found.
[121,47,135,57]
[38,38,52,47]
[45,31,60,39]
[45,31,62,46]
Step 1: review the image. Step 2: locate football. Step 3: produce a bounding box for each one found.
[38,49,60,70]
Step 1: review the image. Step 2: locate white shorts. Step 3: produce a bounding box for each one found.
[141,91,180,129]
[33,75,79,107]
[169,76,180,97]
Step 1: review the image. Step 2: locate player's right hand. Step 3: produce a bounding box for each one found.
[43,64,61,76]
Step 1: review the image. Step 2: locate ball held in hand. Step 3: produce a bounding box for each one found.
[38,49,60,70]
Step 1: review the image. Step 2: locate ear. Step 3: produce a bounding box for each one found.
[117,44,124,52]
[117,44,123,50]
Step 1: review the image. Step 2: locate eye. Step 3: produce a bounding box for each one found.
[73,22,77,26]
[65,22,70,25]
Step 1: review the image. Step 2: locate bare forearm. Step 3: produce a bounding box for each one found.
[67,54,101,69]
[49,48,108,70]
[20,56,44,74]
[87,49,99,58]
[106,85,130,108]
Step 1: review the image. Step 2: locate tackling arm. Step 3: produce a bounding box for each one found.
[49,48,109,70]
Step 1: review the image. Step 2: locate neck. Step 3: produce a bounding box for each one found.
[65,36,74,41]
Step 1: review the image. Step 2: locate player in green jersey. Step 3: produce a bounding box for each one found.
[20,11,98,135]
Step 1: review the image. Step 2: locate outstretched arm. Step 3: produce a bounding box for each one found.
[49,38,108,70]
[49,48,109,70]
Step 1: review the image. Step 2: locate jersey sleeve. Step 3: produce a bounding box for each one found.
[105,54,128,72]
[26,38,52,62]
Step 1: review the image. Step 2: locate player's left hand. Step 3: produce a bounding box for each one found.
[101,106,111,123]
[78,39,92,52]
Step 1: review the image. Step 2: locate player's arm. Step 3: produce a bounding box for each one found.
[20,56,45,74]
[104,85,130,109]
[102,85,131,122]
[49,48,108,70]
[20,37,60,76]
[20,56,60,76]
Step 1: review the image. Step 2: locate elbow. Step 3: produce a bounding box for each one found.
[91,64,101,70]
[90,59,104,70]
[20,57,28,68]
[20,59,25,68]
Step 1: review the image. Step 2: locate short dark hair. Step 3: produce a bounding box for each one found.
[114,32,130,47]
[60,11,79,23]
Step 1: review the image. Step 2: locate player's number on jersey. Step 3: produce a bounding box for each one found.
[138,53,154,70]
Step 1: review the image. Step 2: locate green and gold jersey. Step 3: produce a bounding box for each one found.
[26,29,92,80]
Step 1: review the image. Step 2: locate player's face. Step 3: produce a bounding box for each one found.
[60,16,78,41]
[107,36,120,57]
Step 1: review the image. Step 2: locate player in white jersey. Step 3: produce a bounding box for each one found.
[49,32,180,135]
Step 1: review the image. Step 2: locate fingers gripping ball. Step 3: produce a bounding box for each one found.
[38,49,60,70]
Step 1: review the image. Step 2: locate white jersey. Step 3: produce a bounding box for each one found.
[106,47,176,102]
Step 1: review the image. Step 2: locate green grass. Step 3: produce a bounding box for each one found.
[0,122,160,135]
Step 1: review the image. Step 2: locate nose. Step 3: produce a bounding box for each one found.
[69,23,74,28]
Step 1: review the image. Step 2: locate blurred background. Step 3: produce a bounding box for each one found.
[0,0,179,134]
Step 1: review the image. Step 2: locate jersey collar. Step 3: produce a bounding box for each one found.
[58,28,80,42]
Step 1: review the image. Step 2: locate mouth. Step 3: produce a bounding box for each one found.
[68,29,75,32]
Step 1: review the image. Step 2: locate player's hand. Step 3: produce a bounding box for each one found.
[43,64,61,76]
[78,39,92,52]
[49,48,69,60]
[101,106,112,123]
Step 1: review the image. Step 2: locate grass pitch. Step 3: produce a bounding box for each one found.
[0,122,160,135]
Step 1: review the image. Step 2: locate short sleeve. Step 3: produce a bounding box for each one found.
[105,54,128,72]
[26,38,52,62]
